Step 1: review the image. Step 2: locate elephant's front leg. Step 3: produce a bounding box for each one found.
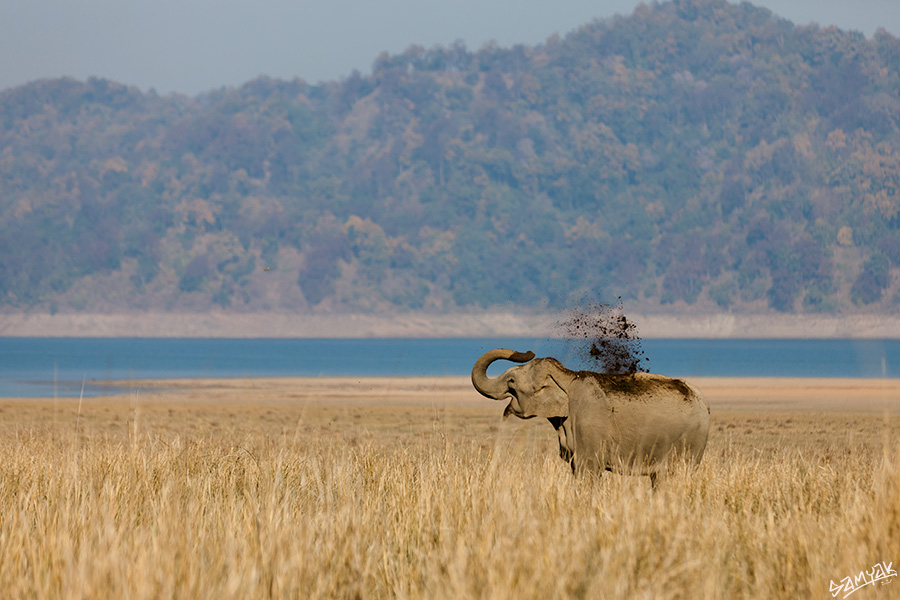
[548,417,573,462]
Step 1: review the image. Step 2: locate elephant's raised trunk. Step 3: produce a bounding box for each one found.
[471,348,535,399]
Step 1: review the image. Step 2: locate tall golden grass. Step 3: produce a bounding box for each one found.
[0,380,898,599]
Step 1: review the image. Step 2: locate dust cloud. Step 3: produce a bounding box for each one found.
[556,299,649,375]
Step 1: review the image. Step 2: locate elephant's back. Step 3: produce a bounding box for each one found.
[592,372,710,437]
[584,372,703,405]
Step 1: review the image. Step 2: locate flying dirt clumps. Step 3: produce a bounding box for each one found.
[557,300,649,375]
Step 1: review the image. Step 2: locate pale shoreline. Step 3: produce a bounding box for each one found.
[2,310,900,338]
[7,375,900,414]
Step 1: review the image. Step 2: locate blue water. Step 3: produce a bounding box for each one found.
[0,337,897,398]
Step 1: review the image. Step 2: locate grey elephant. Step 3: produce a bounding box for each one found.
[471,348,710,486]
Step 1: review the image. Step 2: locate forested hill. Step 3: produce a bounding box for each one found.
[2,0,900,317]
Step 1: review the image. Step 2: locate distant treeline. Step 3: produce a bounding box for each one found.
[1,0,899,315]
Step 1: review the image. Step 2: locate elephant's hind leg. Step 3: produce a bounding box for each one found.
[573,454,604,481]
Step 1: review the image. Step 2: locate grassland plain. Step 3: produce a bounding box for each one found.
[0,377,898,599]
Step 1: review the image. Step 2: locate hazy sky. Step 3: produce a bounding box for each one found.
[1,0,897,96]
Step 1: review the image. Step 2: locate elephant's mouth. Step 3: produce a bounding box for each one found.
[503,395,535,420]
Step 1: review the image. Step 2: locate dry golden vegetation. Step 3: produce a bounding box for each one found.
[1,377,899,599]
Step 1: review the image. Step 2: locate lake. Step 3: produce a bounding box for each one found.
[0,337,897,398]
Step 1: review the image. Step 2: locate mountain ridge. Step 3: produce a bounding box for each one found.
[1,0,899,319]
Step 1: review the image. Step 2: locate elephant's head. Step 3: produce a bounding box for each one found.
[471,348,570,420]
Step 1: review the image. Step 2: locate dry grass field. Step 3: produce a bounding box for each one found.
[1,376,898,599]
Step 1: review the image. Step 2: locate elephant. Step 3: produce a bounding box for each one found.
[471,348,710,486]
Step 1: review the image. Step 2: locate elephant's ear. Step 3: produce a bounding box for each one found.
[524,369,569,419]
